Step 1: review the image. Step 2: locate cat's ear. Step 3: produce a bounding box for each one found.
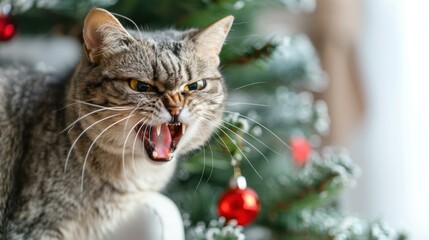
[193,16,234,56]
[83,8,135,63]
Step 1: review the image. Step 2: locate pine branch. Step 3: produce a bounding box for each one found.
[267,148,358,216]
[223,42,278,65]
[186,217,245,240]
[274,208,407,240]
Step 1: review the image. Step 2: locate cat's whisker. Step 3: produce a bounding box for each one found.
[214,124,263,179]
[188,94,222,107]
[60,108,110,134]
[202,94,224,102]
[206,142,215,183]
[80,114,136,191]
[71,99,134,111]
[122,117,146,176]
[71,99,112,109]
[209,128,234,160]
[223,110,291,149]
[194,144,206,194]
[231,81,266,91]
[221,120,281,156]
[197,113,263,179]
[111,12,143,42]
[131,119,152,171]
[62,99,136,134]
[127,105,153,169]
[226,102,269,107]
[227,33,262,39]
[219,123,270,164]
[54,102,80,112]
[122,99,145,134]
[64,114,120,175]
[64,106,133,134]
[55,98,100,112]
[131,121,144,172]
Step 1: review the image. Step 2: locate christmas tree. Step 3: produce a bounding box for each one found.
[1,0,406,239]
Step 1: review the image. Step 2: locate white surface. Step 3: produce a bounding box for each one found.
[342,0,429,238]
[105,192,185,240]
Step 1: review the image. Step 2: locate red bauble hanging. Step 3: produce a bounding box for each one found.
[290,136,312,166]
[0,16,15,41]
[0,3,16,41]
[217,176,260,226]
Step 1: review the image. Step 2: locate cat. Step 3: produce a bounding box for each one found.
[0,8,233,239]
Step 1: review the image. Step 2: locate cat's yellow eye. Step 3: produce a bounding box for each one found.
[184,79,207,92]
[129,79,155,92]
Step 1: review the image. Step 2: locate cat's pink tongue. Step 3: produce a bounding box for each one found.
[149,123,172,161]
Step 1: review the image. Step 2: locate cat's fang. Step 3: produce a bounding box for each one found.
[156,125,161,136]
[152,151,159,158]
[182,123,186,135]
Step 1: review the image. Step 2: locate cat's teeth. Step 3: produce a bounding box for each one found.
[152,151,159,158]
[182,123,186,135]
[156,125,161,136]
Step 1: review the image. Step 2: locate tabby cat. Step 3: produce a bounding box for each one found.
[0,8,233,239]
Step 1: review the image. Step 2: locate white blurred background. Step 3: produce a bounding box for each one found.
[342,0,429,239]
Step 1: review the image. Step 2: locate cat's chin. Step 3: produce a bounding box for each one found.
[135,122,186,162]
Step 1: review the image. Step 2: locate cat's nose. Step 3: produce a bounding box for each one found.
[167,106,182,122]
[168,106,182,116]
[163,92,184,121]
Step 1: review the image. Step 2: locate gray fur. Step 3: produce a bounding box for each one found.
[0,10,232,239]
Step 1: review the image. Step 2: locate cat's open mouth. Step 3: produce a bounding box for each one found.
[135,123,186,162]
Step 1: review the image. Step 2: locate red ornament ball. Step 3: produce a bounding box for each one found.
[0,15,16,41]
[290,136,312,166]
[217,186,260,226]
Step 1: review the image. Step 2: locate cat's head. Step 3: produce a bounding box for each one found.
[69,8,233,163]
